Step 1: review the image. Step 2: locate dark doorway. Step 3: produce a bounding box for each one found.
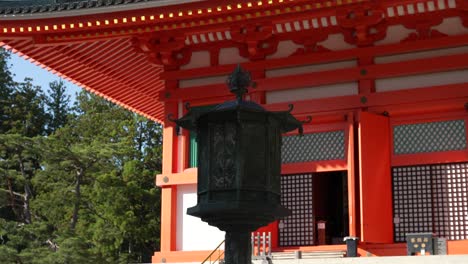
[278,171,349,247]
[313,171,349,245]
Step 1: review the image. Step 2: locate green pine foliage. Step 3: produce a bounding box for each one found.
[46,80,71,134]
[0,48,161,263]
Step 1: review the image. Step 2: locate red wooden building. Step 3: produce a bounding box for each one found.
[1,0,468,263]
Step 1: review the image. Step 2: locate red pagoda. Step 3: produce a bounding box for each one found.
[1,0,468,263]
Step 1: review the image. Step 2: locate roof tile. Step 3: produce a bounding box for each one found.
[0,0,164,15]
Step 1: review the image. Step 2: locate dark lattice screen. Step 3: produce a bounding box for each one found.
[282,130,345,163]
[393,120,466,155]
[392,166,433,242]
[432,163,468,240]
[279,174,314,246]
[392,163,468,242]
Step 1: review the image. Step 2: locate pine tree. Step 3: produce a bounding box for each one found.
[46,80,70,134]
[0,49,14,133]
[35,91,161,262]
[5,78,48,137]
[0,56,162,262]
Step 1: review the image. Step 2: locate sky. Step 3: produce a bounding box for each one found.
[8,52,82,102]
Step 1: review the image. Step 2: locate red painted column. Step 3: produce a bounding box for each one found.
[358,111,393,243]
[159,80,179,256]
[160,102,178,254]
[347,112,357,237]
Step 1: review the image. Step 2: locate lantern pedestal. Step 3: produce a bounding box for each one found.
[224,231,252,264]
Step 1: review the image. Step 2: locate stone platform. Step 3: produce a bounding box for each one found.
[252,255,468,264]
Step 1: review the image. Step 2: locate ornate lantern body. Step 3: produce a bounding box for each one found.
[172,65,303,264]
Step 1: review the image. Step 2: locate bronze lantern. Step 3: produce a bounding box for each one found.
[171,65,303,264]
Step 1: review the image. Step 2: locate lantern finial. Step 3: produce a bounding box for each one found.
[227,64,251,101]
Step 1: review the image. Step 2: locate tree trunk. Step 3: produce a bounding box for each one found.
[71,168,82,230]
[6,177,21,219]
[23,183,32,224]
[18,155,32,224]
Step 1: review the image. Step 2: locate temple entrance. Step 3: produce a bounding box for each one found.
[278,171,348,247]
[312,171,349,245]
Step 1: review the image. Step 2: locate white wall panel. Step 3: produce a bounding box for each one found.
[181,51,210,70]
[176,184,225,251]
[376,70,468,92]
[265,60,356,78]
[433,17,468,36]
[320,34,356,51]
[219,47,249,65]
[375,46,468,64]
[375,25,414,45]
[179,76,226,88]
[266,82,358,104]
[267,40,302,59]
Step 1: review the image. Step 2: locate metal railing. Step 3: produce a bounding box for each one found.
[201,240,225,264]
[251,232,272,258]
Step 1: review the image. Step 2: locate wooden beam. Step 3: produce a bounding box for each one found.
[265,83,468,115]
[161,34,468,81]
[161,52,468,103]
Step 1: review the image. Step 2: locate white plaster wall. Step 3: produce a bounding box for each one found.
[320,34,356,51]
[265,60,357,78]
[375,25,414,45]
[179,75,226,88]
[375,46,468,64]
[434,17,468,36]
[176,184,225,251]
[376,69,468,92]
[267,40,302,59]
[218,47,249,65]
[266,82,358,104]
[180,51,210,70]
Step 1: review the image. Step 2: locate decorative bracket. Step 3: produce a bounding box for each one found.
[337,4,387,47]
[292,32,330,56]
[132,33,191,69]
[230,23,278,60]
[458,0,468,28]
[402,16,446,41]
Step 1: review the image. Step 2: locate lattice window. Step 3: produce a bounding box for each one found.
[392,166,433,242]
[432,163,468,240]
[279,174,314,246]
[282,130,345,163]
[392,163,468,242]
[393,120,466,155]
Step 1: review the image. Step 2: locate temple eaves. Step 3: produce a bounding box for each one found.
[0,0,204,18]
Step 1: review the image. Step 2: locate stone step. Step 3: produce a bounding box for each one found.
[271,250,346,260]
[253,255,468,264]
